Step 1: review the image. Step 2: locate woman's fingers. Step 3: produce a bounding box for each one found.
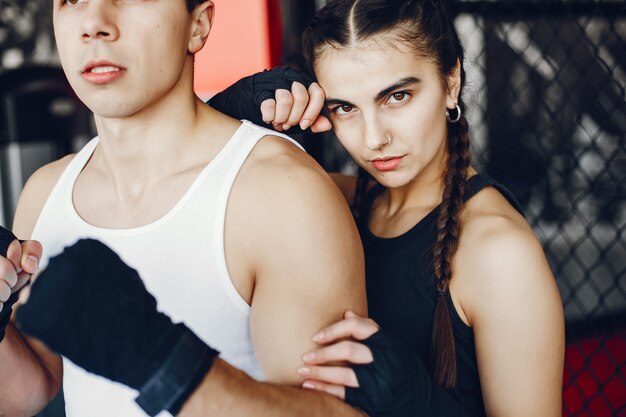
[260,98,285,131]
[344,310,358,319]
[310,115,332,133]
[312,313,379,344]
[302,380,346,400]
[284,82,309,130]
[273,88,294,126]
[260,99,277,124]
[298,82,325,130]
[303,340,374,365]
[262,89,291,131]
[297,365,359,388]
[260,82,330,132]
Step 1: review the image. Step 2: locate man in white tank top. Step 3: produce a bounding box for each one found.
[0,1,367,416]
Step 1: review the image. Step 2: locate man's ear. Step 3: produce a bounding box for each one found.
[446,58,462,108]
[189,1,214,54]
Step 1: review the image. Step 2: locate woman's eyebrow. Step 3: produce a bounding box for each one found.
[325,77,420,107]
[374,77,421,102]
[325,98,356,107]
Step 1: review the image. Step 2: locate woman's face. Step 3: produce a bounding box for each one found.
[315,38,459,189]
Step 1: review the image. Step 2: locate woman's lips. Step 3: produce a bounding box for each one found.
[371,156,404,171]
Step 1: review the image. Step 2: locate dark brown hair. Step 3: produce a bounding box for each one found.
[302,0,471,388]
[185,0,207,12]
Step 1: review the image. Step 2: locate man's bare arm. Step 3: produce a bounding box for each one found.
[4,139,368,417]
[181,360,365,416]
[243,137,366,382]
[0,158,71,416]
[180,136,368,416]
[0,327,63,417]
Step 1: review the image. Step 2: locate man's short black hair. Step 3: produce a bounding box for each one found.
[186,0,208,12]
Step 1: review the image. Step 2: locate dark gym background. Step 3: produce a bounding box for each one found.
[0,0,624,416]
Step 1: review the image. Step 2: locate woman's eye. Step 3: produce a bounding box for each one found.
[332,104,355,115]
[388,92,409,104]
[341,105,354,113]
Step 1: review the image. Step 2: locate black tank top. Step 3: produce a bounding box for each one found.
[356,174,523,417]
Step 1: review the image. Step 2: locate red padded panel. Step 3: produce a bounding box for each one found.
[563,332,626,417]
[194,0,274,98]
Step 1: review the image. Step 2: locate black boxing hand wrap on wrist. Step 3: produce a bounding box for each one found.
[345,330,434,417]
[208,66,316,134]
[0,225,17,255]
[16,239,220,416]
[136,328,218,416]
[251,67,315,104]
[0,292,18,343]
[0,226,19,343]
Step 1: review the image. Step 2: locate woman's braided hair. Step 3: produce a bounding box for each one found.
[303,0,471,388]
[351,167,372,220]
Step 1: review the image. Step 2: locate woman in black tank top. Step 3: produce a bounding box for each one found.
[212,1,564,415]
[293,1,564,416]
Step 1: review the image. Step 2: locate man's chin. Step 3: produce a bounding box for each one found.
[86,102,141,120]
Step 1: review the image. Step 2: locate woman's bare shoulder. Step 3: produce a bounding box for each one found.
[454,186,564,416]
[455,185,558,321]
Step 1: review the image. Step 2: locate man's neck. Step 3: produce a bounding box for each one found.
[91,94,214,188]
[72,95,241,228]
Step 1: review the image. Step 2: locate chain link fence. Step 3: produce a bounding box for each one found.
[438,2,626,415]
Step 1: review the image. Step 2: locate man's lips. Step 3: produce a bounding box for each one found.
[82,60,125,74]
[370,156,405,171]
[81,61,126,84]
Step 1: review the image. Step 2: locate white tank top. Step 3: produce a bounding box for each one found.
[30,121,304,417]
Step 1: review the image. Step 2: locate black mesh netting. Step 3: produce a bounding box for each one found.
[455,2,625,416]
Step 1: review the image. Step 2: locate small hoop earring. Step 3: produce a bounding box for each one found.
[446,104,462,123]
[385,134,392,146]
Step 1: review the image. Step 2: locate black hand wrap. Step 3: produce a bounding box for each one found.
[0,226,19,343]
[208,66,316,133]
[15,239,219,416]
[345,330,437,417]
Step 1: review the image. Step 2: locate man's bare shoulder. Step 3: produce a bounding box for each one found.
[226,135,366,383]
[238,135,344,208]
[247,134,326,174]
[232,133,363,291]
[13,154,76,238]
[226,134,362,282]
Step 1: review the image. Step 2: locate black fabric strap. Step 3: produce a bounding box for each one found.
[0,226,19,343]
[0,292,19,341]
[464,174,525,216]
[135,330,219,416]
